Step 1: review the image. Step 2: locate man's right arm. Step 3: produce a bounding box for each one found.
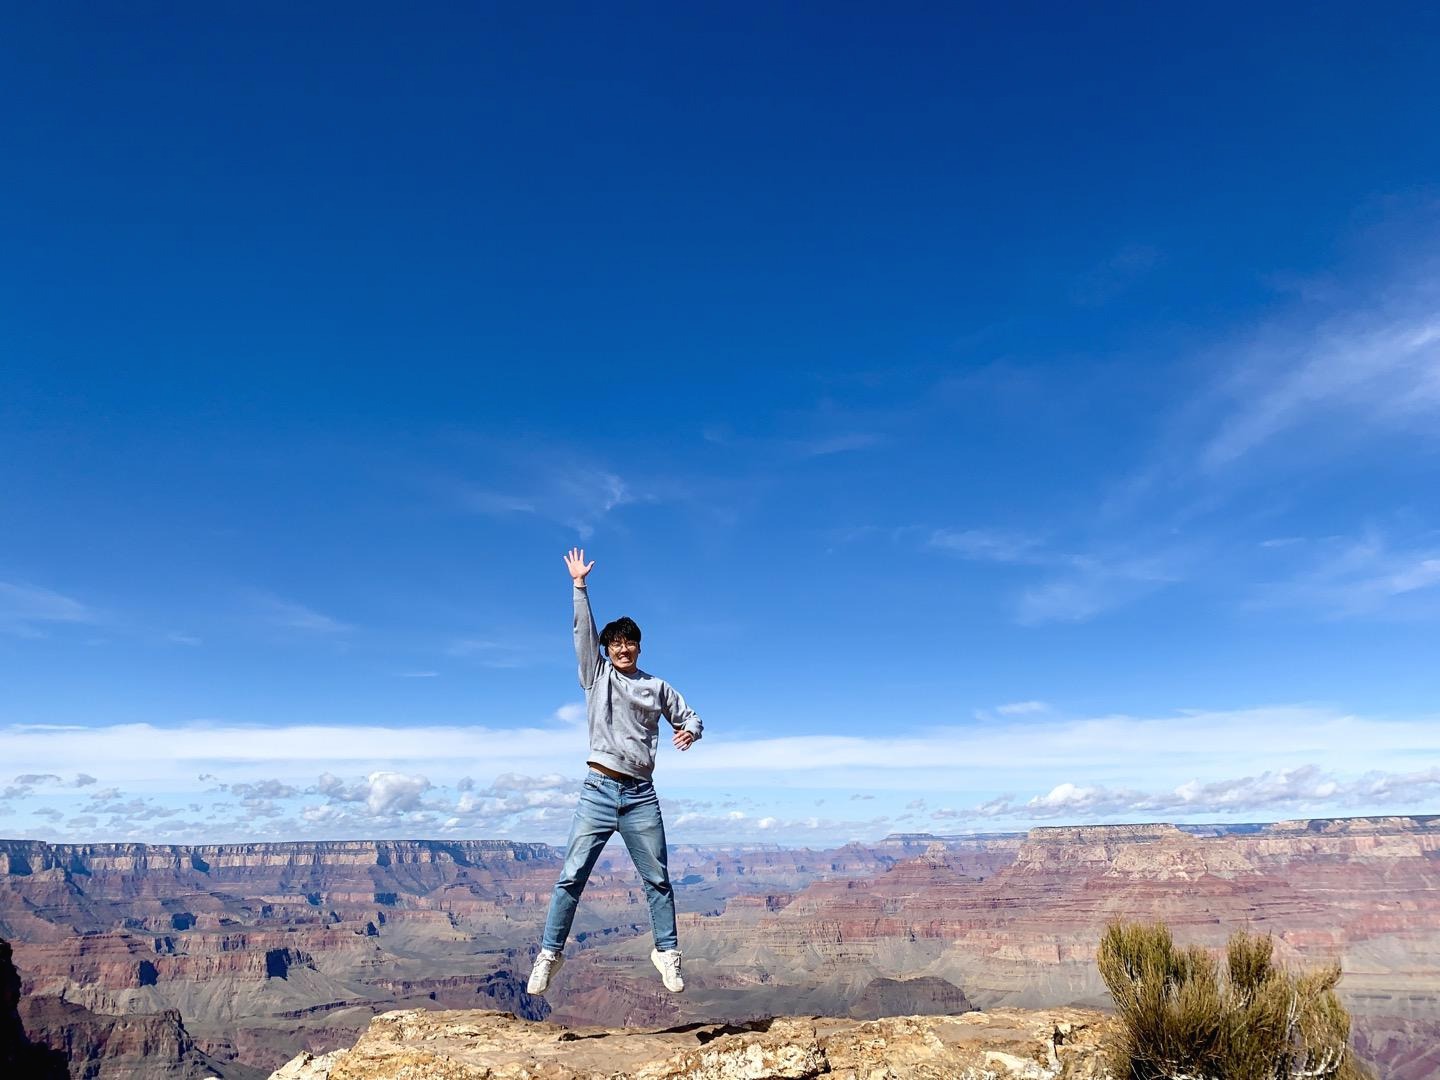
[565,548,602,690]
[574,584,602,689]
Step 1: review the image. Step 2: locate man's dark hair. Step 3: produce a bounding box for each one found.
[599,616,642,648]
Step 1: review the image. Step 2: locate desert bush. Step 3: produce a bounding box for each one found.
[1097,921,1371,1079]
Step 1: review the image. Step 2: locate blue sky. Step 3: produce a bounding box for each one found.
[3,3,1439,845]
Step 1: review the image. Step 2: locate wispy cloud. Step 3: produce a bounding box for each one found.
[918,519,1195,624]
[252,592,352,634]
[453,461,641,539]
[935,253,1440,626]
[1202,302,1440,470]
[1250,529,1440,618]
[927,528,1046,564]
[1017,553,1182,625]
[0,581,99,637]
[995,700,1049,716]
[445,638,537,668]
[456,490,538,516]
[793,432,883,457]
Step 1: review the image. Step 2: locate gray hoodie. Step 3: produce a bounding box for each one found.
[574,585,702,781]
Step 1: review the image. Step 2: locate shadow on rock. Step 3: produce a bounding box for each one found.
[1,937,70,1079]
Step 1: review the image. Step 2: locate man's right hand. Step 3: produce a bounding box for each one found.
[564,547,595,586]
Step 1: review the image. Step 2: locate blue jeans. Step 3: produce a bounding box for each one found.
[540,770,677,953]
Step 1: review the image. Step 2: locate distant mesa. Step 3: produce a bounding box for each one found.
[1025,822,1188,843]
[1271,814,1440,834]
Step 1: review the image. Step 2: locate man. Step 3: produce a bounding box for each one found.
[527,547,702,996]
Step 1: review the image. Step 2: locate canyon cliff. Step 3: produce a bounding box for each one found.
[1,818,1431,1077]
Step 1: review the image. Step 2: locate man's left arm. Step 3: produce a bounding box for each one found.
[659,682,702,751]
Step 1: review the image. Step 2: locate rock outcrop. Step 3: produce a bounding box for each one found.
[267,1006,1114,1079]
[1,937,69,1078]
[16,994,243,1080]
[5,934,237,1079]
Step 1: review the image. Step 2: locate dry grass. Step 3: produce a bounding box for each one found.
[1097,921,1372,1080]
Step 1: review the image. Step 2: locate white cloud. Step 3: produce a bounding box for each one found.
[455,490,538,516]
[486,772,568,793]
[2,706,1437,797]
[1017,554,1180,625]
[0,581,98,637]
[228,779,300,800]
[79,794,184,826]
[454,461,641,539]
[363,772,431,815]
[918,520,1190,626]
[314,772,369,802]
[928,529,1045,564]
[1390,558,1440,593]
[3,702,1438,843]
[3,773,63,798]
[451,772,579,820]
[554,703,586,726]
[994,701,1049,716]
[971,763,1440,821]
[1202,304,1440,469]
[953,259,1440,629]
[1251,530,1440,618]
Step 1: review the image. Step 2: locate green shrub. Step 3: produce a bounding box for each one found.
[1097,921,1371,1079]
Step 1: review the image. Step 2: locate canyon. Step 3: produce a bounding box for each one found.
[1,815,1435,1078]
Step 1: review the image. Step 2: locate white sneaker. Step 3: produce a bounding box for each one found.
[651,948,684,992]
[527,949,564,994]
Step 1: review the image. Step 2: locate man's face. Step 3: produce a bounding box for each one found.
[607,637,640,672]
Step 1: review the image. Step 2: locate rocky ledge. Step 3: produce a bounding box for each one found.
[268,1006,1113,1079]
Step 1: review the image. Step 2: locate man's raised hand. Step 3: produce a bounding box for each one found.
[564,547,595,586]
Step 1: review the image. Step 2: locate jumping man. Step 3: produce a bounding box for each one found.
[527,548,702,995]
